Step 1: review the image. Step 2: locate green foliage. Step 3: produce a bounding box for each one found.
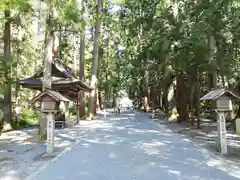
[0,0,32,12]
[57,0,83,31]
[19,108,38,127]
[1,0,240,126]
[69,105,77,116]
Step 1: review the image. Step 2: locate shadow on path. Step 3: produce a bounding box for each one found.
[31,112,240,180]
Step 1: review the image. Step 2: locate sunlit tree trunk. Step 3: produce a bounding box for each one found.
[3,10,12,128]
[39,6,55,140]
[73,35,78,74]
[76,0,86,119]
[88,0,101,119]
[79,31,86,118]
[208,35,217,120]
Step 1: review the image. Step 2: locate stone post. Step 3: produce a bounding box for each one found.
[47,112,55,154]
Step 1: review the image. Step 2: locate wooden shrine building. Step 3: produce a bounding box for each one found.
[18,58,91,100]
[17,58,92,124]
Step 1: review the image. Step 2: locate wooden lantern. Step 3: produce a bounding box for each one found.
[41,96,57,112]
[216,95,233,111]
[200,88,240,155]
[200,88,240,111]
[31,89,70,113]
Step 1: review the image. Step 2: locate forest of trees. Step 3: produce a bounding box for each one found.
[1,0,240,134]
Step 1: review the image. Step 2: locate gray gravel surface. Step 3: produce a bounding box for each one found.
[29,112,240,180]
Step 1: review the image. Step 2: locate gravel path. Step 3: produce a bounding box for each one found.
[28,112,240,180]
[0,123,92,180]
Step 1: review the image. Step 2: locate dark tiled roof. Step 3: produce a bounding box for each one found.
[31,89,70,103]
[18,77,92,92]
[17,58,92,92]
[200,88,240,100]
[32,58,76,79]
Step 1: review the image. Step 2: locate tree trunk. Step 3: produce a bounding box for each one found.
[39,6,55,140]
[15,27,21,107]
[143,95,148,112]
[188,71,196,125]
[112,96,116,108]
[79,32,86,118]
[161,83,169,113]
[59,26,63,59]
[77,0,86,119]
[104,73,109,106]
[53,31,59,58]
[150,84,157,111]
[139,83,144,110]
[208,35,217,120]
[195,72,200,128]
[143,64,149,112]
[189,84,195,125]
[98,91,103,110]
[158,88,162,109]
[73,35,78,74]
[88,0,101,120]
[176,71,188,123]
[95,87,99,113]
[3,10,12,126]
[96,45,103,112]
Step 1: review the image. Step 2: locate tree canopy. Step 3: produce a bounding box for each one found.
[1,0,240,131]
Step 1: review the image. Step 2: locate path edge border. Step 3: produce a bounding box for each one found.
[152,117,240,167]
[24,138,81,180]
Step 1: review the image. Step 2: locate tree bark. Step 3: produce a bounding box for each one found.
[162,86,169,113]
[98,90,103,110]
[188,71,196,125]
[150,84,157,111]
[158,88,162,109]
[195,72,200,128]
[53,31,59,58]
[3,10,12,127]
[3,11,12,123]
[208,35,217,120]
[39,6,55,140]
[88,0,101,120]
[176,71,188,123]
[76,0,86,119]
[79,32,86,118]
[73,34,78,74]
